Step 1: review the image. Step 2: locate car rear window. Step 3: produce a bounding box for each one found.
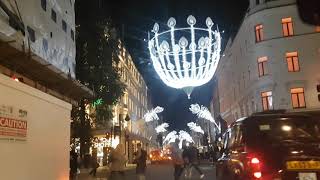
[246,116,320,145]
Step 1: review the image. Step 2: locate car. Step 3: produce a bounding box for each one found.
[216,111,320,180]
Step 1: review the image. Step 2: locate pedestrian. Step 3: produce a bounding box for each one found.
[109,144,127,180]
[134,143,147,180]
[89,153,99,177]
[171,138,184,180]
[182,142,204,179]
[70,149,79,180]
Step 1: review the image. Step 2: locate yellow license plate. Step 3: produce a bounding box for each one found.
[287,161,320,170]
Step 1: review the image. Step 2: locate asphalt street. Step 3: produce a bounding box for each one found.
[78,163,217,180]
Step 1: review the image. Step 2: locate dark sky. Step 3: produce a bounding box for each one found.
[79,0,248,130]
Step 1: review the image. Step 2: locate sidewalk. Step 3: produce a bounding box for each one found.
[78,164,136,180]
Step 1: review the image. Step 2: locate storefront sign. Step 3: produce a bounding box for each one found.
[0,105,28,141]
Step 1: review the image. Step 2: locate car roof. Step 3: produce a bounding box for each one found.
[230,111,318,127]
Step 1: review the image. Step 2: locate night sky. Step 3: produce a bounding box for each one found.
[79,0,248,130]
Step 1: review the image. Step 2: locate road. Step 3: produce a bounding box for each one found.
[78,163,217,180]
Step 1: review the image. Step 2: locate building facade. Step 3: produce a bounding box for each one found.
[211,0,320,125]
[92,40,157,164]
[0,0,92,179]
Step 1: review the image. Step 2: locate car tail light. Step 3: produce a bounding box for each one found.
[253,172,262,178]
[249,157,262,179]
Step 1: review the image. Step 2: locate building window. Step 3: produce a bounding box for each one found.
[51,9,57,22]
[291,88,306,108]
[255,24,264,42]
[286,52,300,72]
[41,0,47,11]
[257,56,268,77]
[71,29,75,41]
[256,0,260,5]
[27,26,36,42]
[316,26,320,32]
[62,20,67,32]
[282,17,294,37]
[261,91,272,111]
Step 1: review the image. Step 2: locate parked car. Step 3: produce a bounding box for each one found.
[216,111,320,180]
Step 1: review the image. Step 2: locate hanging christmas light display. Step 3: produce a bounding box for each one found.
[148,15,221,98]
[187,122,204,134]
[163,130,194,148]
[144,106,164,122]
[189,103,221,133]
[155,123,169,133]
[163,130,178,145]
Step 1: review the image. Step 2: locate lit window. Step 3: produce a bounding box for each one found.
[286,52,299,72]
[255,24,264,42]
[316,26,320,32]
[261,91,272,111]
[282,17,294,37]
[291,88,306,108]
[257,56,268,77]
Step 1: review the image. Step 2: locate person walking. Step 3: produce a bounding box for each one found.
[70,149,79,180]
[134,143,147,180]
[171,139,184,180]
[109,144,127,180]
[182,143,204,179]
[89,153,99,177]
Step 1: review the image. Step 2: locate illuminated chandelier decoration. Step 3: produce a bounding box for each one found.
[148,15,221,98]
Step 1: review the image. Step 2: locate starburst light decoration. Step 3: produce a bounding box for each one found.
[187,122,204,134]
[155,123,169,133]
[148,15,221,98]
[189,103,221,133]
[144,106,164,122]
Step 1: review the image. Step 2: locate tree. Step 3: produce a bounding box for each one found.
[71,18,126,156]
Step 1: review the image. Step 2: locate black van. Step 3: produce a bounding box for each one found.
[216,112,320,180]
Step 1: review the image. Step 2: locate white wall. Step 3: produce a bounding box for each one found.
[0,74,71,180]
